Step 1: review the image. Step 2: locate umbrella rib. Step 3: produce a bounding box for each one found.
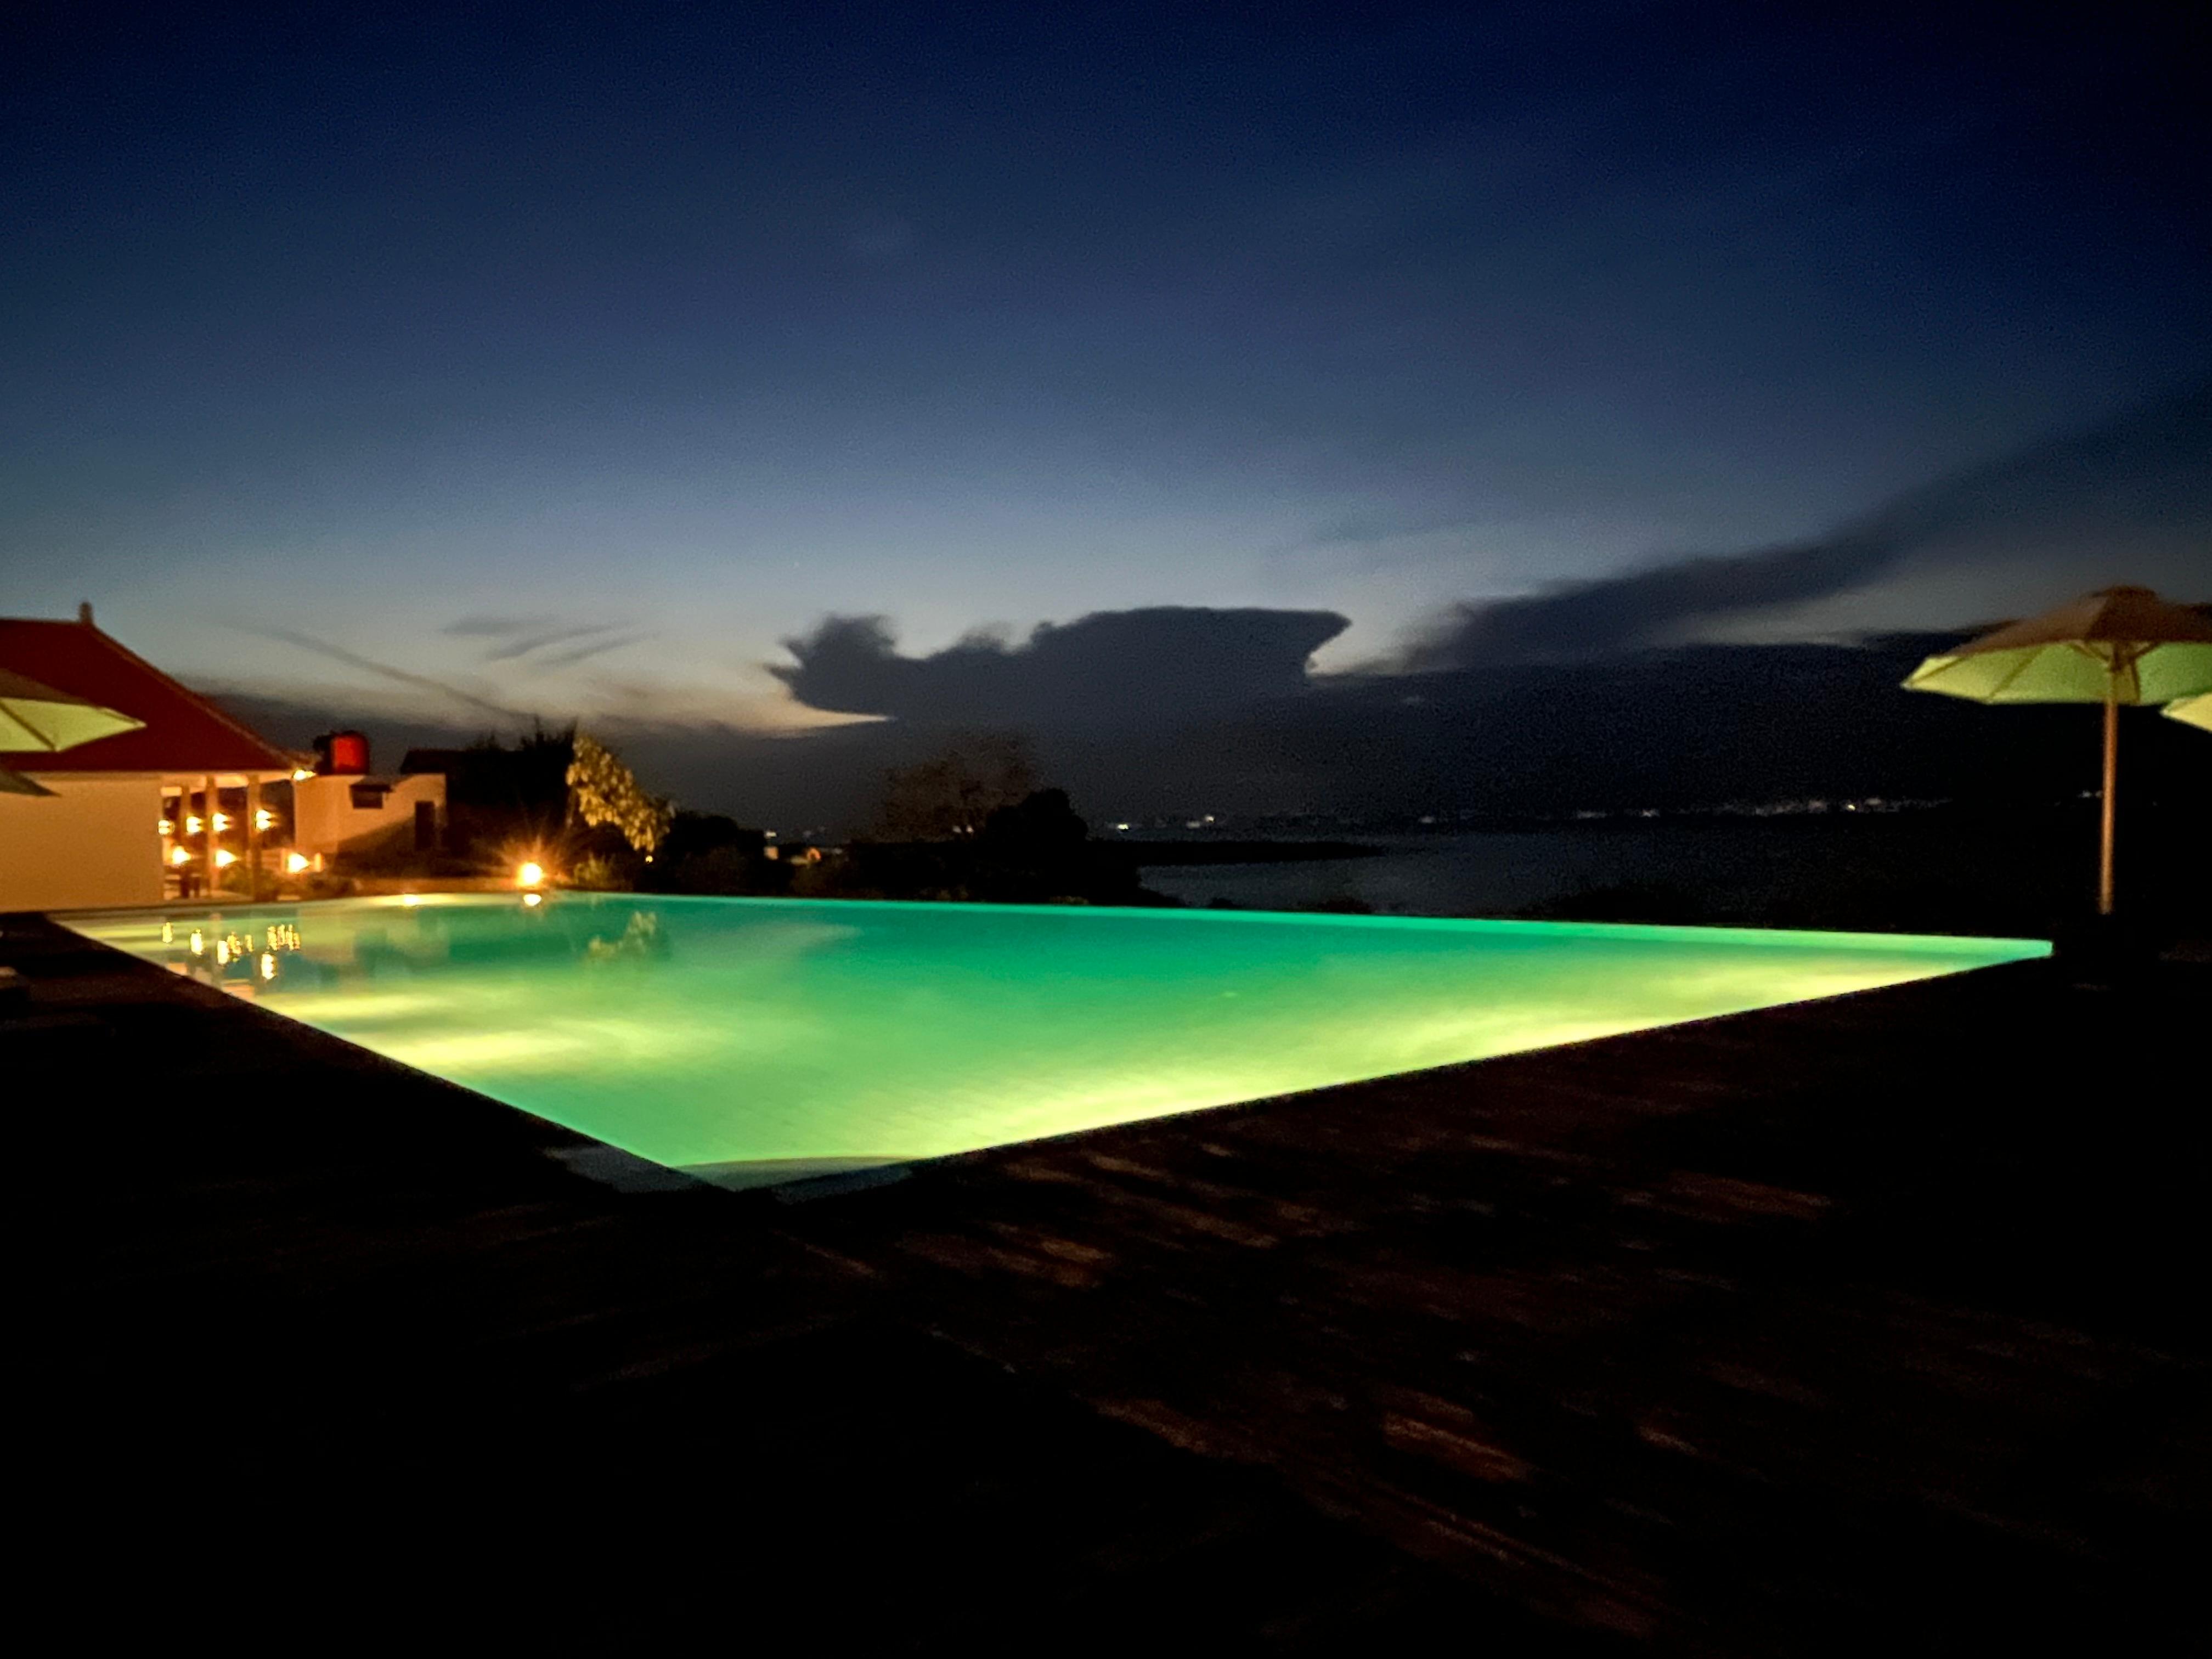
[4,707,59,749]
[1980,652,2039,702]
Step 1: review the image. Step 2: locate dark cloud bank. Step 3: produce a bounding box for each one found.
[219,382,2210,830]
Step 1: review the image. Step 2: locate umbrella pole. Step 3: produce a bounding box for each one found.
[2098,678,2118,916]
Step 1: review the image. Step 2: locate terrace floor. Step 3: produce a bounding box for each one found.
[9,910,2204,1650]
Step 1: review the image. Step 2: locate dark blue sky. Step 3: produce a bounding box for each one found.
[4,2,2205,747]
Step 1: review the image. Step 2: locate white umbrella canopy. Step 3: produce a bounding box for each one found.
[1904,586,2212,915]
[0,667,146,753]
[2166,692,2212,733]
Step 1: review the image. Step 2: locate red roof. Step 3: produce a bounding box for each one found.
[0,617,298,775]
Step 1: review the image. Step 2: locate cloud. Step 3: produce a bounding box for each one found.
[442,615,556,637]
[536,631,651,669]
[773,606,1350,729]
[208,628,2212,837]
[1400,375,2212,669]
[482,623,620,662]
[259,627,525,720]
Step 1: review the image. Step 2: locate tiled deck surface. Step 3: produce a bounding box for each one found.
[10,911,2203,1649]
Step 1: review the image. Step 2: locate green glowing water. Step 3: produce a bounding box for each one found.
[73,896,2045,1183]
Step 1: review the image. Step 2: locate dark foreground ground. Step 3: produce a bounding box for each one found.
[9,912,2204,1650]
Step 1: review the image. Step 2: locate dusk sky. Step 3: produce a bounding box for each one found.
[4,3,2206,805]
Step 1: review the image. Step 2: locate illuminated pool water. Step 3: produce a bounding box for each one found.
[72,896,2046,1185]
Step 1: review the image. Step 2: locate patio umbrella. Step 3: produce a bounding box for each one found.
[1904,586,2212,914]
[0,667,146,753]
[2166,692,2212,733]
[1,766,57,797]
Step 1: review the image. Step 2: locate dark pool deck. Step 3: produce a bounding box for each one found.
[10,911,2205,1650]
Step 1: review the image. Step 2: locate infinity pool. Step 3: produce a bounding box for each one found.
[73,896,2045,1185]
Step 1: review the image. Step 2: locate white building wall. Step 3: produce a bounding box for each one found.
[293,773,446,856]
[0,774,164,911]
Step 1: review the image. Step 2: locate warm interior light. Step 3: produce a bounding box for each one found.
[254,808,275,831]
[184,815,204,834]
[285,851,310,874]
[214,849,237,868]
[170,846,192,866]
[157,817,174,834]
[212,812,232,831]
[518,861,546,888]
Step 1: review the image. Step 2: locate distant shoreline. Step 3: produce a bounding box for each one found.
[1119,838,1384,866]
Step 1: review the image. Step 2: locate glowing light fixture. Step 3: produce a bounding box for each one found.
[184,815,204,835]
[170,846,192,866]
[214,848,237,868]
[254,808,275,832]
[212,812,231,832]
[518,861,546,888]
[188,930,204,955]
[157,817,174,834]
[213,939,230,965]
[292,768,314,782]
[401,893,421,907]
[259,952,277,980]
[285,851,310,874]
[522,892,543,908]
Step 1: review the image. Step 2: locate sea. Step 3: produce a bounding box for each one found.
[1130,809,2198,938]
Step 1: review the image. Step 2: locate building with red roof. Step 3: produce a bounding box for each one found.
[1,607,303,910]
